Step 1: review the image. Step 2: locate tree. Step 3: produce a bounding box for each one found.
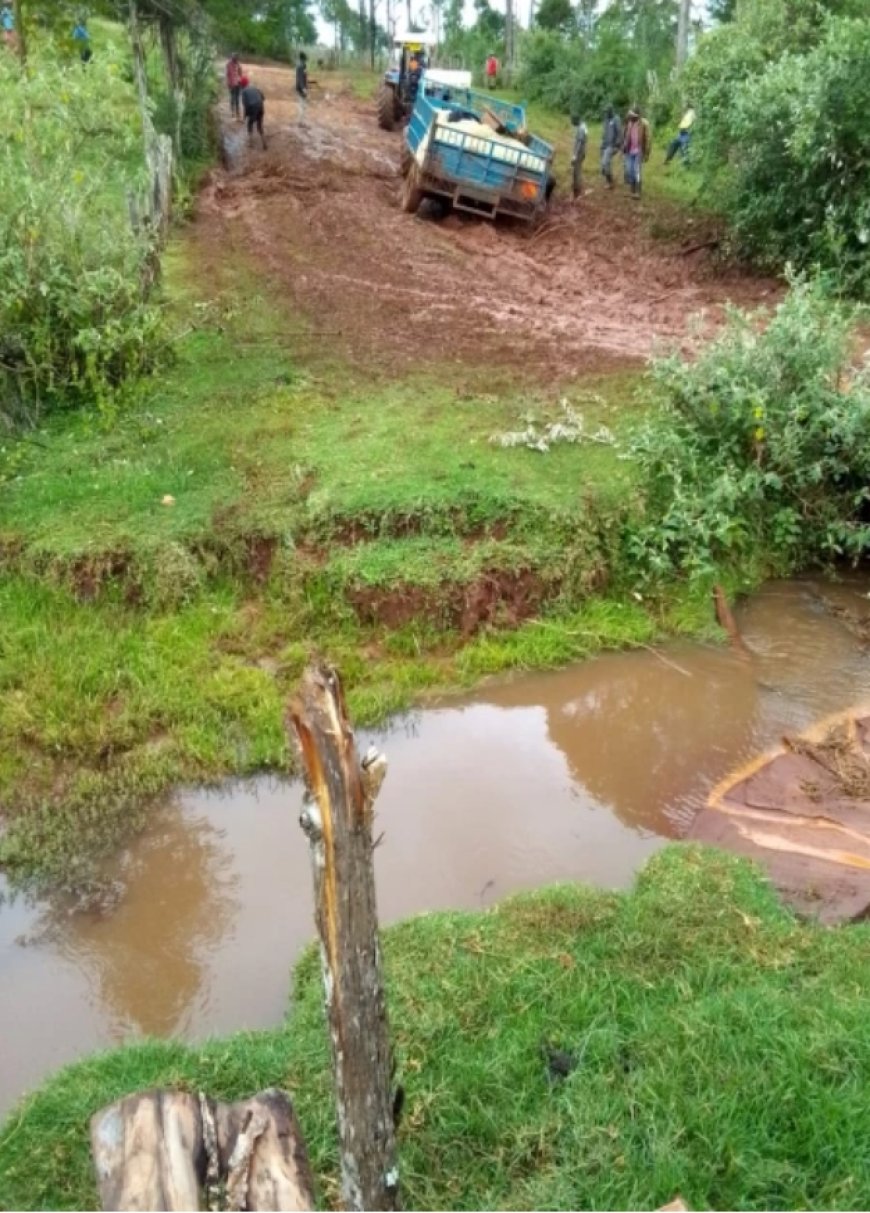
[535,0,575,35]
[199,0,316,55]
[676,0,690,64]
[473,0,503,39]
[442,0,462,43]
[708,0,737,20]
[686,10,870,293]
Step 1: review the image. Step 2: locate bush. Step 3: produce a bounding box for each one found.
[0,47,165,426]
[152,25,219,167]
[518,29,642,116]
[625,277,870,582]
[686,13,870,295]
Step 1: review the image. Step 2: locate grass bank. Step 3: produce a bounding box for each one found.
[0,229,735,890]
[4,847,870,1210]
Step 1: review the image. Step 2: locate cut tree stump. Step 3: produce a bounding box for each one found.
[90,1088,314,1212]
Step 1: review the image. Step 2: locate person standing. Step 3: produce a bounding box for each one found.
[664,104,695,164]
[407,52,423,106]
[623,108,651,198]
[72,17,92,62]
[295,51,308,123]
[600,104,621,188]
[240,76,267,149]
[1,3,16,51]
[485,52,498,89]
[226,53,243,119]
[570,114,588,200]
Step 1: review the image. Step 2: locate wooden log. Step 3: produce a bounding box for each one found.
[91,1090,203,1212]
[713,583,752,659]
[91,1088,314,1212]
[215,1089,315,1212]
[287,664,399,1212]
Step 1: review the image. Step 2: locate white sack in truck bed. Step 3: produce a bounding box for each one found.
[414,109,548,175]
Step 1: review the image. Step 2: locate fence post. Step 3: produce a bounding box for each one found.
[287,665,399,1212]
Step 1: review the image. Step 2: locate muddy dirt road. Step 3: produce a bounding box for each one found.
[196,64,774,379]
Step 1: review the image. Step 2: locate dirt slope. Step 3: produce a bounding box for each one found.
[195,63,773,378]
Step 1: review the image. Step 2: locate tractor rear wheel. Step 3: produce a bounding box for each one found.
[377,84,396,131]
[400,145,413,176]
[400,166,423,215]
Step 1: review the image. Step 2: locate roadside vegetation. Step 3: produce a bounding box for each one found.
[3,0,870,1203]
[1,3,869,893]
[0,243,716,889]
[6,848,870,1211]
[686,3,870,293]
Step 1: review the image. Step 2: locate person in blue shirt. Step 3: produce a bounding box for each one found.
[2,3,17,51]
[73,17,92,63]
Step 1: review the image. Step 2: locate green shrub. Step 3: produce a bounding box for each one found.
[687,13,870,295]
[518,29,642,116]
[152,26,219,167]
[625,277,870,581]
[0,47,165,426]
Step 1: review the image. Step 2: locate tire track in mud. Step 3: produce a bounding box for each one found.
[197,62,776,379]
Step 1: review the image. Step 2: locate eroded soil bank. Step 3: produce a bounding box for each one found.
[3,577,870,1117]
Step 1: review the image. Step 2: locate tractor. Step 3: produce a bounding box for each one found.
[377,33,437,131]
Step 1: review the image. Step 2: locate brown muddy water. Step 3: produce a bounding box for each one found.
[4,577,870,1117]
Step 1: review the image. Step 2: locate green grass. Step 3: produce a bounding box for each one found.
[0,70,742,887]
[0,244,638,563]
[0,214,749,888]
[4,847,870,1211]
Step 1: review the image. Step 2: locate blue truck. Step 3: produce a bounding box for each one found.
[400,77,555,223]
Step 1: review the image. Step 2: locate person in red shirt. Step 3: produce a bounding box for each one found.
[622,108,651,198]
[485,53,498,89]
[226,53,244,120]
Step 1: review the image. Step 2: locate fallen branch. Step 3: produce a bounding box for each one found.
[680,238,720,256]
[713,583,752,659]
[636,643,693,678]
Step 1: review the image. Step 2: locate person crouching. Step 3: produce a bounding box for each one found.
[240,76,266,149]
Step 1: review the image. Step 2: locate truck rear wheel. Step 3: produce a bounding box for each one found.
[400,166,423,214]
[377,84,396,132]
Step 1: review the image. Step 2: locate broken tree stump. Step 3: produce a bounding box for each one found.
[287,664,399,1212]
[713,583,752,659]
[90,1088,314,1212]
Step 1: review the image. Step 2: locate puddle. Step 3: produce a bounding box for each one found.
[3,577,870,1116]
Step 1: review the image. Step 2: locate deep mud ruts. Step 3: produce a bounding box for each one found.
[197,63,774,380]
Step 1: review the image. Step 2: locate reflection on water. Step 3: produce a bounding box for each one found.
[3,577,870,1116]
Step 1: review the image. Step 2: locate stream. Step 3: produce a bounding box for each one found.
[3,577,870,1118]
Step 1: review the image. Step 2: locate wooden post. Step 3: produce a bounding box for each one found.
[287,665,399,1212]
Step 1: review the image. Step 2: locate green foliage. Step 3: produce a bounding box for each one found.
[534,0,575,35]
[625,277,870,582]
[519,1,679,117]
[201,0,315,58]
[152,23,218,164]
[686,8,870,293]
[518,29,639,116]
[0,48,164,426]
[8,848,870,1210]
